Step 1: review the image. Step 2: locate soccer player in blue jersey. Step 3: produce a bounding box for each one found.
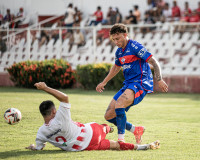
[96,23,168,143]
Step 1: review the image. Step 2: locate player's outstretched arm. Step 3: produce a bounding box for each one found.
[34,82,69,103]
[147,56,168,92]
[96,65,121,92]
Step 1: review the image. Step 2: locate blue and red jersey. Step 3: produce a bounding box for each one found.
[115,39,153,93]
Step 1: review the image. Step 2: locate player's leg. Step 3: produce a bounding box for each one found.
[105,98,135,133]
[114,89,135,142]
[109,140,160,150]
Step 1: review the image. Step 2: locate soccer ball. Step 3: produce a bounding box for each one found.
[4,108,22,125]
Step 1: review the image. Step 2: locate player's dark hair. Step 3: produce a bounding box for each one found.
[39,100,55,117]
[109,23,128,35]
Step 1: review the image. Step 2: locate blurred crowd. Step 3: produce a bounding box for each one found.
[0,7,26,28]
[1,0,200,54]
[61,1,200,27]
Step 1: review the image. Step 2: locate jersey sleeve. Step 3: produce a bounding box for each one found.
[35,138,46,150]
[55,102,71,122]
[132,42,152,62]
[35,132,46,150]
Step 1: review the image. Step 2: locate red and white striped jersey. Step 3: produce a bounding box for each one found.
[35,102,93,151]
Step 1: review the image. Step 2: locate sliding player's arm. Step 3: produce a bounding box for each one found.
[34,82,68,103]
[96,65,121,92]
[25,143,46,151]
[147,56,168,92]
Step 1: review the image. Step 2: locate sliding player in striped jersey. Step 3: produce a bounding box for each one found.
[26,82,160,151]
[96,23,168,143]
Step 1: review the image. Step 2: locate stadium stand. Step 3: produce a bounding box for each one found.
[0,22,200,74]
[0,0,200,76]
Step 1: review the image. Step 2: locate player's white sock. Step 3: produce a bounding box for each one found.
[129,125,135,133]
[118,134,125,141]
[136,144,150,150]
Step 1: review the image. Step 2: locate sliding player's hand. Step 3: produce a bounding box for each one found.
[158,79,168,92]
[34,82,47,90]
[25,144,36,150]
[96,82,106,93]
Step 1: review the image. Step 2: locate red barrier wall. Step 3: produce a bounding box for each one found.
[0,73,200,93]
[154,76,200,93]
[0,73,14,86]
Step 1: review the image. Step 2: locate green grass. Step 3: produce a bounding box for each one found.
[0,87,200,160]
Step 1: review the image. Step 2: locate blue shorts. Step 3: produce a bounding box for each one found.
[113,83,147,112]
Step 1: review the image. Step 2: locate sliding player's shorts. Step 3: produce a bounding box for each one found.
[85,123,110,150]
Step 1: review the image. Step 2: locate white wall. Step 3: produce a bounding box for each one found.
[0,0,199,20]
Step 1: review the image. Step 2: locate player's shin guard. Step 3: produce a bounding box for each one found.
[115,108,126,140]
[118,142,135,150]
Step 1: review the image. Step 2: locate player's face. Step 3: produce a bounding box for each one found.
[111,33,128,49]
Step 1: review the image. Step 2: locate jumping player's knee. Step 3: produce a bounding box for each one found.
[104,113,109,120]
[104,105,116,120]
[104,112,115,121]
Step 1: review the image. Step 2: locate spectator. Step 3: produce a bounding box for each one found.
[89,6,103,26]
[15,7,25,28]
[180,10,190,23]
[3,9,12,28]
[133,5,141,22]
[179,2,191,23]
[66,30,74,52]
[39,30,50,48]
[147,0,157,11]
[124,10,137,24]
[106,7,113,24]
[157,0,165,8]
[115,7,122,23]
[105,7,117,25]
[172,1,181,21]
[74,7,82,25]
[51,30,59,45]
[156,0,166,19]
[64,3,75,27]
[189,10,199,22]
[183,2,192,17]
[162,3,172,22]
[141,11,156,34]
[73,24,85,47]
[4,9,11,22]
[110,8,117,25]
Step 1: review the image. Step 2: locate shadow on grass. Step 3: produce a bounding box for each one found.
[0,149,67,159]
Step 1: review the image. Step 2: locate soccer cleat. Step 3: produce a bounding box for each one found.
[133,126,145,144]
[149,140,160,150]
[109,126,114,133]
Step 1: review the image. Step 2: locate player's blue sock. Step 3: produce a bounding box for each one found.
[107,117,135,132]
[107,117,117,125]
[115,108,126,136]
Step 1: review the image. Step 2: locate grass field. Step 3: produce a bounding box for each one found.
[0,87,200,160]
